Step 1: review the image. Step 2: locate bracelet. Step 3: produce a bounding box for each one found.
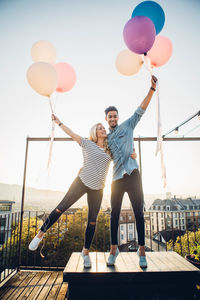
[58,122,63,126]
[151,87,156,91]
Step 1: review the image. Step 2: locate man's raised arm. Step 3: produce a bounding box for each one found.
[140,75,157,110]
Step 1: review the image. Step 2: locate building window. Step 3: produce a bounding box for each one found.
[182,219,184,224]
[121,225,124,230]
[161,219,164,225]
[120,216,123,221]
[175,220,178,226]
[129,224,133,230]
[161,213,163,218]
[0,205,11,212]
[129,215,132,220]
[120,234,124,241]
[129,233,133,240]
[167,206,170,211]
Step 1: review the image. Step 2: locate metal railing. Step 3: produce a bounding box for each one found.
[1,208,200,284]
[0,212,21,284]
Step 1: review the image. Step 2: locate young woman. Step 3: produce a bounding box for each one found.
[29,114,112,268]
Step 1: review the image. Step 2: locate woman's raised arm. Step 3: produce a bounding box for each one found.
[52,114,81,145]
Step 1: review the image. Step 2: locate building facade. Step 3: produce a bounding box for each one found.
[0,200,15,245]
[148,196,200,242]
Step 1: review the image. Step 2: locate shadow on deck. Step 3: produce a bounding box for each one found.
[0,251,199,300]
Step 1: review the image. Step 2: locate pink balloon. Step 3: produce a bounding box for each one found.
[54,62,76,93]
[123,16,156,54]
[147,36,173,67]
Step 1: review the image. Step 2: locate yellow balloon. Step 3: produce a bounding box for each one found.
[27,62,58,97]
[31,40,56,64]
[115,49,143,76]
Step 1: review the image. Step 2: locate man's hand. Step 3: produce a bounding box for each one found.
[151,75,158,89]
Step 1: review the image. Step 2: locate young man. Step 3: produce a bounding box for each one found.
[105,75,157,268]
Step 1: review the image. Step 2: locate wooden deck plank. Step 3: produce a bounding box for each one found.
[169,251,198,271]
[46,272,63,300]
[115,252,134,273]
[146,252,171,271]
[0,271,29,299]
[17,271,45,299]
[158,251,183,271]
[120,252,140,272]
[63,252,80,273]
[96,252,110,273]
[34,271,59,299]
[56,282,68,300]
[27,271,52,300]
[9,272,38,300]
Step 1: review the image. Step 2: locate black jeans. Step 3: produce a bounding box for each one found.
[110,169,145,246]
[40,176,103,250]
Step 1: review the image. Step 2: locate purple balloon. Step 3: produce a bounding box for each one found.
[123,16,156,54]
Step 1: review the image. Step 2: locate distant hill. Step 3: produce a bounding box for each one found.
[0,182,197,212]
[0,182,68,211]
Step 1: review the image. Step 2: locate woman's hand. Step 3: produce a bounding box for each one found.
[52,114,61,125]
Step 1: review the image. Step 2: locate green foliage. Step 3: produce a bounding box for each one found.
[167,229,200,261]
[0,209,111,270]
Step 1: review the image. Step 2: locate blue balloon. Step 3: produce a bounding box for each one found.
[131,1,165,35]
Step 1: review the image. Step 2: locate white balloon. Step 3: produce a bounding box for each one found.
[31,40,56,64]
[27,62,58,97]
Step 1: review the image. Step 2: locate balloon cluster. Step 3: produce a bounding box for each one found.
[116,1,173,76]
[27,40,76,97]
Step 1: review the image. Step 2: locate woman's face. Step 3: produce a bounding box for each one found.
[96,123,107,139]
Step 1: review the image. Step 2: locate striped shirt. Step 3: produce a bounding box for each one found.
[79,138,112,190]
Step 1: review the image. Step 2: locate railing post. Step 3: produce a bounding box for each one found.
[18,137,29,270]
[138,137,142,180]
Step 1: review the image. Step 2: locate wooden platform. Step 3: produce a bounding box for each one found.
[0,271,68,300]
[63,251,200,299]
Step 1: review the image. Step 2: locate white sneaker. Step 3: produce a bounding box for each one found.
[107,248,119,266]
[137,249,147,268]
[81,249,91,268]
[29,235,43,251]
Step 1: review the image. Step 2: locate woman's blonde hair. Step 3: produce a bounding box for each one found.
[89,123,111,157]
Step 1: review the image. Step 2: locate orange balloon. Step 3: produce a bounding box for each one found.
[115,49,143,76]
[147,35,173,67]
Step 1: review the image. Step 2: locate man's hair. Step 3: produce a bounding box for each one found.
[104,106,118,116]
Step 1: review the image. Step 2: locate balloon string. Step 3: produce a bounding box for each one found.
[47,96,55,168]
[143,55,167,188]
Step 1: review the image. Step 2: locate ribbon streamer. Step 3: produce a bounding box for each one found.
[143,55,167,188]
[47,96,56,168]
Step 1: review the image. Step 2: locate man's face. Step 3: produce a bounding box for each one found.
[105,110,119,129]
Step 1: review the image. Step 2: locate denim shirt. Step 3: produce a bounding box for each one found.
[107,106,145,182]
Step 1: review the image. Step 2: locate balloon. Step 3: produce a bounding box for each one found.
[54,62,76,93]
[27,62,58,97]
[115,49,143,76]
[132,1,165,35]
[31,40,56,64]
[123,16,156,54]
[147,36,173,67]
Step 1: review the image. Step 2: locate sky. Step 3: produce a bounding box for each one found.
[0,0,200,202]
